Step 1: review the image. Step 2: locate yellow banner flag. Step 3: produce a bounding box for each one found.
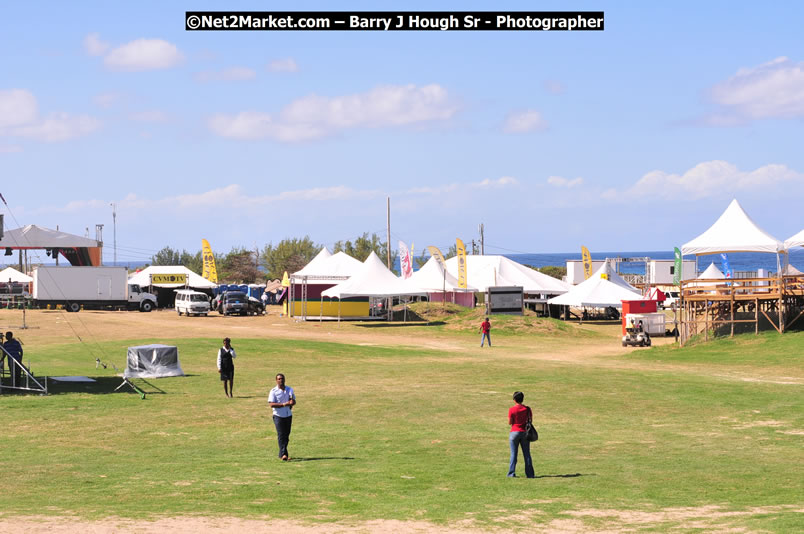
[281,271,290,287]
[581,246,592,280]
[201,239,218,283]
[427,246,446,271]
[456,238,467,289]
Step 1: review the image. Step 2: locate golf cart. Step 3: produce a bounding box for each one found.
[622,323,651,347]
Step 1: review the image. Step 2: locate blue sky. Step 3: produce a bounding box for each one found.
[2,1,803,264]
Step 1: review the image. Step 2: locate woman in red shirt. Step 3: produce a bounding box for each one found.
[507,391,535,478]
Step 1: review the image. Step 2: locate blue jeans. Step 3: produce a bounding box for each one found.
[481,333,491,347]
[273,415,292,458]
[508,431,534,478]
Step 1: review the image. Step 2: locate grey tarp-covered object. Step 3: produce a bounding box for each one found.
[124,344,184,378]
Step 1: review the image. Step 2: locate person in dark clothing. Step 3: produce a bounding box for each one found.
[2,331,24,387]
[216,337,236,398]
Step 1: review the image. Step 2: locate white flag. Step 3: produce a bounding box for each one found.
[398,240,413,279]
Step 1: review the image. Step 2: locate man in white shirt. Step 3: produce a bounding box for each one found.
[268,373,296,461]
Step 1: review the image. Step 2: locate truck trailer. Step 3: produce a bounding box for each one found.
[33,266,157,312]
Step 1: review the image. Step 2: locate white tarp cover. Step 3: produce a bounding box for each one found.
[293,250,363,282]
[785,229,804,249]
[124,344,184,379]
[681,199,784,255]
[0,224,99,248]
[322,251,426,299]
[403,257,477,292]
[782,264,803,275]
[128,265,217,289]
[443,255,570,294]
[0,267,33,283]
[548,263,641,308]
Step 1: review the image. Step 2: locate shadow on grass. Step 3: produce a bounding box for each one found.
[289,457,356,462]
[533,473,593,479]
[356,321,445,328]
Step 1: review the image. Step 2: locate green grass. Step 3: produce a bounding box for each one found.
[1,332,803,531]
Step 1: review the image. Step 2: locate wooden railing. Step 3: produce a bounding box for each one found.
[680,277,782,300]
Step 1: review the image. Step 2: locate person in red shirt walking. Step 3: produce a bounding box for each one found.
[507,391,535,478]
[480,317,491,347]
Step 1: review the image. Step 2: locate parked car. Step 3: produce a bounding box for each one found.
[175,289,210,316]
[662,291,680,309]
[213,291,249,316]
[247,296,265,316]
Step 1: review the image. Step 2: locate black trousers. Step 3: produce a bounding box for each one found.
[273,415,292,458]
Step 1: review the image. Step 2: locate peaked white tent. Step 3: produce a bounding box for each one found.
[128,266,217,289]
[322,252,425,299]
[443,255,570,294]
[698,262,725,280]
[0,266,33,283]
[293,250,363,281]
[404,257,476,292]
[0,224,100,248]
[785,229,804,250]
[548,263,641,308]
[681,199,784,255]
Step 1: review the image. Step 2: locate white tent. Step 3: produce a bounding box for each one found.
[698,262,725,280]
[0,224,99,248]
[0,267,33,283]
[548,263,641,308]
[403,257,477,292]
[128,266,217,289]
[293,250,363,282]
[785,229,804,250]
[443,255,570,294]
[681,199,784,255]
[322,252,425,299]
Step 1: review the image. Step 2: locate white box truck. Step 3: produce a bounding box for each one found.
[33,266,158,312]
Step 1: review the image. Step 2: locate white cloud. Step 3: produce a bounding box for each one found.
[83,32,109,56]
[544,80,566,94]
[0,144,22,153]
[128,110,168,122]
[268,58,299,73]
[14,113,102,142]
[0,89,100,142]
[104,38,184,71]
[619,160,803,200]
[475,176,519,188]
[503,110,548,133]
[93,92,124,109]
[209,84,458,142]
[547,176,584,188]
[195,67,257,82]
[0,89,38,128]
[710,57,804,120]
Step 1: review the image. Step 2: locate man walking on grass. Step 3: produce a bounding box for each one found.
[268,373,296,461]
[480,317,492,347]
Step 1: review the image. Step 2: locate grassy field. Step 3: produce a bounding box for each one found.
[1,312,802,532]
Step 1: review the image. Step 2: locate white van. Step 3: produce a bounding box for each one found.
[175,289,211,316]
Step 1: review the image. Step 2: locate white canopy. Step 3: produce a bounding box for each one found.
[681,199,784,255]
[548,263,641,308]
[0,266,33,283]
[443,255,570,294]
[403,257,477,292]
[128,265,217,289]
[322,252,426,299]
[785,229,804,249]
[293,250,363,282]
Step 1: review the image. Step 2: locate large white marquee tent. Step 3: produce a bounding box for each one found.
[128,266,217,289]
[548,263,641,308]
[681,199,784,256]
[443,255,570,295]
[322,252,425,299]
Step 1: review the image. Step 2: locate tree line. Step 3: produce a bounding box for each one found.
[150,233,565,284]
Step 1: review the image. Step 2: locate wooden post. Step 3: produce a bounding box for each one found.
[730,286,735,337]
[705,300,709,342]
[755,298,758,335]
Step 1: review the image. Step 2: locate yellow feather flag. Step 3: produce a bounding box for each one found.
[456,238,467,289]
[427,246,446,271]
[201,239,218,283]
[581,246,592,280]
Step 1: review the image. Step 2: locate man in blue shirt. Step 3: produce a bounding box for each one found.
[2,331,23,387]
[268,373,296,461]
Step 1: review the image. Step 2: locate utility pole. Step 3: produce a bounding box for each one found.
[479,223,485,255]
[110,203,117,265]
[386,196,391,269]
